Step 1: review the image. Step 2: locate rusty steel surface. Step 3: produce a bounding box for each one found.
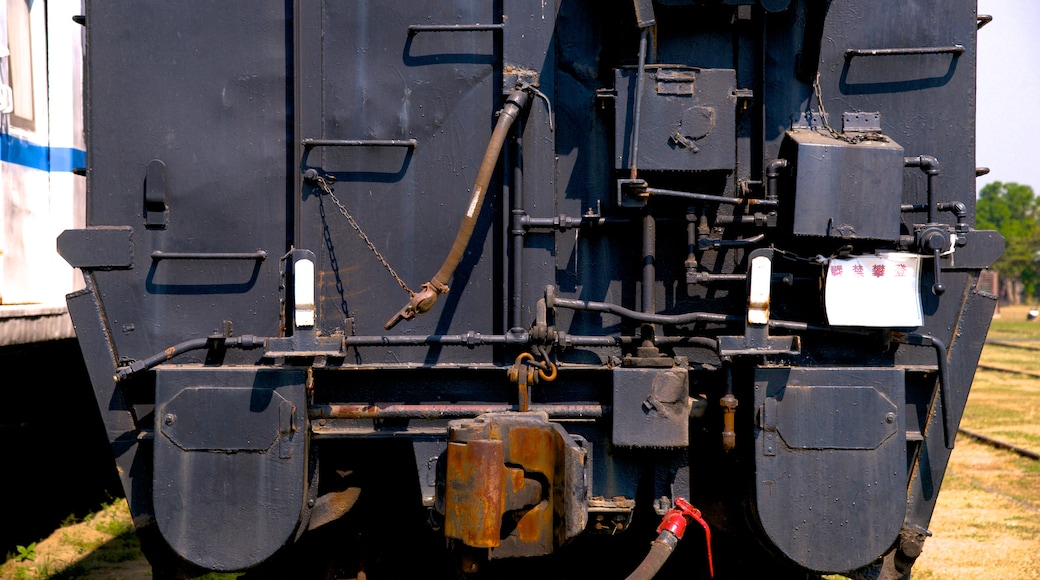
[310,403,605,420]
[444,439,505,548]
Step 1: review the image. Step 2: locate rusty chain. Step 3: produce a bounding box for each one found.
[813,72,887,145]
[312,175,415,296]
[812,72,842,140]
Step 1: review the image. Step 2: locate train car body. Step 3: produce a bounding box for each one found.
[2,0,84,312]
[60,1,1002,578]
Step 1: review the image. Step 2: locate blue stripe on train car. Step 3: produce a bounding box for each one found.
[1,133,86,173]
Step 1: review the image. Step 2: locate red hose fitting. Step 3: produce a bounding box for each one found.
[656,498,714,578]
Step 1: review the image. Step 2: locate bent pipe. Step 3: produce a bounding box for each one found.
[903,155,939,223]
[114,335,265,381]
[385,88,531,330]
[549,295,742,326]
[892,332,954,449]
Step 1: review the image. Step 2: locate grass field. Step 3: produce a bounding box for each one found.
[911,304,1040,580]
[4,305,1040,579]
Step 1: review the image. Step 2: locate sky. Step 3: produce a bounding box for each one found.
[976,0,1040,193]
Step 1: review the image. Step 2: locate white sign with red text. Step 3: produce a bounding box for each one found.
[825,252,923,327]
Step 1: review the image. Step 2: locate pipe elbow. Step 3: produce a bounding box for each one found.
[904,155,940,175]
[765,158,789,178]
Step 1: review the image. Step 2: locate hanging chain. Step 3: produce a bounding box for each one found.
[312,175,415,296]
[813,72,886,144]
[812,72,842,139]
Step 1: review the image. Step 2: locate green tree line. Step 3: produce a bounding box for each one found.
[976,181,1040,303]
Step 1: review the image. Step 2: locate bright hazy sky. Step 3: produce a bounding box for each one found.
[976,0,1040,193]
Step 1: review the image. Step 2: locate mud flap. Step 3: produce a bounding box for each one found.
[153,367,307,571]
[753,367,907,573]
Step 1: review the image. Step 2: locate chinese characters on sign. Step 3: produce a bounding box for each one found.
[825,253,923,327]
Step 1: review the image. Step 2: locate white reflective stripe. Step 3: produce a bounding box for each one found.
[466,186,483,218]
[748,255,771,325]
[294,258,315,328]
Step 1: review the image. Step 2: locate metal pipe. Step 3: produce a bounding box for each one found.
[642,208,656,315]
[629,28,649,180]
[344,332,521,347]
[150,251,267,261]
[301,139,418,149]
[765,159,788,201]
[549,294,741,326]
[845,45,965,58]
[904,155,940,223]
[510,133,525,331]
[520,215,624,230]
[647,187,778,207]
[407,23,504,33]
[892,332,954,449]
[114,335,265,381]
[311,403,605,420]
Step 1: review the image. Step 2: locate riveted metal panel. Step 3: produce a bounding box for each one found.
[753,366,906,573]
[154,367,307,571]
[615,66,737,171]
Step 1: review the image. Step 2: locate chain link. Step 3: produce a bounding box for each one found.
[313,175,414,296]
[812,72,842,140]
[813,72,887,145]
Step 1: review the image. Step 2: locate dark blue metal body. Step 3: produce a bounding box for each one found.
[60,1,1002,578]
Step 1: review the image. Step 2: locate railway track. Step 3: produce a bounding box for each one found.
[983,339,1040,351]
[962,360,1040,461]
[975,363,1040,379]
[957,428,1040,461]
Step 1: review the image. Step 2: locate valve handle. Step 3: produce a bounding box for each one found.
[931,248,945,295]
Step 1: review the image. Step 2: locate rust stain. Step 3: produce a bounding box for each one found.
[516,503,549,542]
[508,426,556,479]
[444,440,504,548]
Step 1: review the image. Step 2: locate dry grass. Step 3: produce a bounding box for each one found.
[911,303,1040,579]
[0,499,150,580]
[911,438,1040,580]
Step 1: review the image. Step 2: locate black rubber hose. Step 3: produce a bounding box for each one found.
[625,534,678,580]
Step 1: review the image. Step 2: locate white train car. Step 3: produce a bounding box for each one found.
[1,0,84,345]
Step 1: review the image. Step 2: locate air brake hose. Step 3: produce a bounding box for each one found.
[625,498,714,580]
[384,88,531,330]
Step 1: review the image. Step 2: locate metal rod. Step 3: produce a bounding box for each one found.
[408,24,504,33]
[343,333,519,347]
[642,209,656,315]
[647,187,778,207]
[629,28,649,180]
[311,403,605,420]
[510,134,525,330]
[150,251,267,261]
[550,295,741,326]
[301,139,418,149]
[845,45,965,59]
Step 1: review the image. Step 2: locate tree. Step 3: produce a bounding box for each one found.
[976,182,1040,304]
